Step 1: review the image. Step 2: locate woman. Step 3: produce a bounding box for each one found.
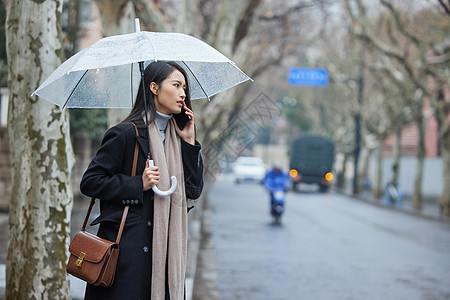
[80,61,204,300]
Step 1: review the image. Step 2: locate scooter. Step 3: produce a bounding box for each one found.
[271,190,285,225]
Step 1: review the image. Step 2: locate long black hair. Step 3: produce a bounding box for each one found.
[121,61,191,127]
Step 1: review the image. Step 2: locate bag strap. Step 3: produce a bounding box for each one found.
[81,122,141,245]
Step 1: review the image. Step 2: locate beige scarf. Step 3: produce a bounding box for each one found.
[148,119,187,300]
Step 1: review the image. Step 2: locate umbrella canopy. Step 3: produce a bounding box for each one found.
[32,31,252,108]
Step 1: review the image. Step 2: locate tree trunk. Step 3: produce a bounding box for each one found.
[358,147,370,194]
[337,153,349,190]
[5,1,74,298]
[439,128,450,216]
[373,138,384,199]
[95,0,134,36]
[176,0,196,34]
[131,0,169,32]
[391,125,401,187]
[412,117,425,210]
[206,0,255,57]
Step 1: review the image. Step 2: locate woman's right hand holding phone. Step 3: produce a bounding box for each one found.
[142,160,160,191]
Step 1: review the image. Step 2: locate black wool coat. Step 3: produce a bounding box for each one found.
[80,120,203,300]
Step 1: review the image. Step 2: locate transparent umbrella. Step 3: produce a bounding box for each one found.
[33,24,252,196]
[32,31,252,109]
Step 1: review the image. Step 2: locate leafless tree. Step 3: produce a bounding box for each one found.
[345,0,450,214]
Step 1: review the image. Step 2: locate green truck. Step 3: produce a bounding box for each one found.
[289,135,335,192]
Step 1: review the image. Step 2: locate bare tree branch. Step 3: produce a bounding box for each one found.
[380,0,420,45]
[350,0,441,104]
[436,0,450,16]
[259,0,332,22]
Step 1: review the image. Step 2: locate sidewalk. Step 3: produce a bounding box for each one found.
[191,199,219,300]
[339,188,450,224]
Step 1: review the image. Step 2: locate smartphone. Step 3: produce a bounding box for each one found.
[173,107,191,130]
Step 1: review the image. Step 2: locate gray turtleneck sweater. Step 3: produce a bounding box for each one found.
[155,111,173,149]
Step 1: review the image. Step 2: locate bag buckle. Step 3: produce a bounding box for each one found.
[75,252,86,267]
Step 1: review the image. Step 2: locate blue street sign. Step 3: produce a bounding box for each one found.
[288,68,329,86]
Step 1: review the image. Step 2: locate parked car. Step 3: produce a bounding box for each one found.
[233,156,266,184]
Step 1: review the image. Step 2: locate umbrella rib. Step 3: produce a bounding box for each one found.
[181,62,210,101]
[62,70,89,109]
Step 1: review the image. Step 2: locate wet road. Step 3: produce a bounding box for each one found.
[204,175,450,300]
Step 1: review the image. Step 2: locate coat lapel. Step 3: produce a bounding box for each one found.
[136,134,150,158]
[131,120,151,159]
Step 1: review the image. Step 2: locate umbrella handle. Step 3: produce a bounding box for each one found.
[148,160,178,196]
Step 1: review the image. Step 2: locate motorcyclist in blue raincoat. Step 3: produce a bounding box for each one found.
[263,161,291,213]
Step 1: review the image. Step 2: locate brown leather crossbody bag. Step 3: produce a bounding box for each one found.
[67,123,140,287]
